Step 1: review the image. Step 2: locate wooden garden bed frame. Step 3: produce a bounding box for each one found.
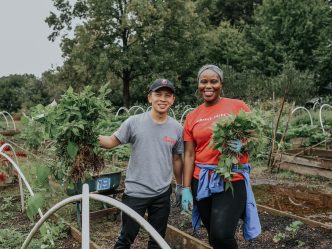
[274,148,332,179]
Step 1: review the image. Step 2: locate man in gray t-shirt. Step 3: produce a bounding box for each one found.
[99,79,183,249]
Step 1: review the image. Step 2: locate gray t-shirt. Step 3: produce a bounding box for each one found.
[114,112,184,197]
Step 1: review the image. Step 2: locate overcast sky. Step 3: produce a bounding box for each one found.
[0,0,63,77]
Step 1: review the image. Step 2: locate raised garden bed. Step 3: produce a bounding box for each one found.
[0,194,81,249]
[0,129,21,136]
[274,148,332,179]
[2,183,332,249]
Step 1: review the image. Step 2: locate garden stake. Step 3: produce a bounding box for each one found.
[272,102,295,172]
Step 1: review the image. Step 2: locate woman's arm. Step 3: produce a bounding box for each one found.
[183,141,196,188]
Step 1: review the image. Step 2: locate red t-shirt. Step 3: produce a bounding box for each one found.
[184,98,251,181]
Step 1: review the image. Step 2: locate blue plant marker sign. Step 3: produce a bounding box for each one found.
[96,178,111,191]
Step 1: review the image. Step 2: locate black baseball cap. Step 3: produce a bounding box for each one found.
[149,79,175,93]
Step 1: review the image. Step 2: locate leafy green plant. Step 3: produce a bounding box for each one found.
[0,222,68,249]
[20,105,50,150]
[291,109,332,128]
[273,221,304,247]
[287,124,326,146]
[0,229,33,249]
[96,115,131,162]
[0,197,17,220]
[39,221,68,248]
[33,84,113,185]
[211,109,267,189]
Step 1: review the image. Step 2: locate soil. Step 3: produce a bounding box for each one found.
[0,195,81,249]
[1,165,332,248]
[79,167,332,249]
[169,204,332,249]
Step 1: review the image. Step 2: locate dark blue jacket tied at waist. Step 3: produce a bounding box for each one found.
[192,163,261,240]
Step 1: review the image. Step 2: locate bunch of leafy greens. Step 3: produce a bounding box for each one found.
[211,109,266,190]
[35,84,112,185]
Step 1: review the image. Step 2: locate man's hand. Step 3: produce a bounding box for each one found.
[228,139,242,153]
[181,187,193,212]
[175,184,182,207]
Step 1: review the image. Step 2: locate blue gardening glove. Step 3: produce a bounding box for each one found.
[175,184,182,207]
[181,187,193,212]
[228,139,242,153]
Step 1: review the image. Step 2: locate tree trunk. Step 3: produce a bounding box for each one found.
[122,70,130,108]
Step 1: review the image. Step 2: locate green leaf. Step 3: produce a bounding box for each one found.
[27,194,43,221]
[67,141,79,159]
[37,165,50,187]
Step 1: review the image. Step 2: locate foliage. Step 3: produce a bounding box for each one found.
[0,197,16,220]
[33,84,113,184]
[196,0,262,26]
[0,75,25,112]
[2,1,331,109]
[46,0,206,107]
[211,109,267,189]
[286,124,326,146]
[204,22,254,72]
[0,223,68,249]
[221,65,270,102]
[247,0,332,90]
[39,221,68,249]
[20,106,50,150]
[0,196,66,249]
[269,62,316,105]
[0,74,50,112]
[273,221,305,247]
[0,229,42,249]
[287,124,320,138]
[96,115,131,162]
[290,108,332,133]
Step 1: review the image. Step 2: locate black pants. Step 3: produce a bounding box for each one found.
[114,186,171,249]
[192,179,247,249]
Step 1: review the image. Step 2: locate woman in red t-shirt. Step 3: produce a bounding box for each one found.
[181,64,254,249]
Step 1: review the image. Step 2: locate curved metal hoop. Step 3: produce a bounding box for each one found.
[145,106,176,119]
[180,108,194,125]
[128,106,145,115]
[0,146,43,218]
[291,106,313,126]
[115,107,130,117]
[21,185,171,249]
[169,108,176,119]
[0,111,9,129]
[2,111,16,130]
[319,104,332,135]
[313,101,320,111]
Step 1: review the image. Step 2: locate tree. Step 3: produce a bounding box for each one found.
[269,62,316,105]
[196,0,262,26]
[246,0,332,86]
[0,75,50,112]
[0,75,24,112]
[46,0,206,107]
[203,22,254,71]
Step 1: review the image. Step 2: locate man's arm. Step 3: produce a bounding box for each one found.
[172,153,183,185]
[99,134,121,149]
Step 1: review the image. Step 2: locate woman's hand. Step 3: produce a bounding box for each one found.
[181,187,193,212]
[228,139,243,153]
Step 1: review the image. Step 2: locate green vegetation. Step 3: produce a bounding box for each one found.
[29,84,113,185]
[0,0,331,110]
[273,221,305,247]
[211,109,267,189]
